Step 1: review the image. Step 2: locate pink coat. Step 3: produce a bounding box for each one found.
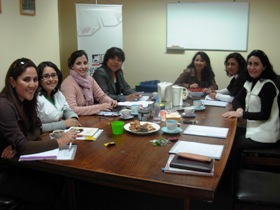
[61,75,114,115]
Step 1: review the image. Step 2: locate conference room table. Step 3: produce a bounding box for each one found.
[13,100,236,210]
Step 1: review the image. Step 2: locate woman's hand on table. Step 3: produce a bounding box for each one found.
[57,129,76,147]
[125,93,142,101]
[222,110,243,119]
[100,102,115,111]
[64,118,82,128]
[1,145,16,159]
[189,83,199,88]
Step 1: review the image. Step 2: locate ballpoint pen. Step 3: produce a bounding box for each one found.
[69,142,72,150]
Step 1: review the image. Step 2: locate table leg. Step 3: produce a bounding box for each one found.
[183,198,190,210]
[67,178,77,210]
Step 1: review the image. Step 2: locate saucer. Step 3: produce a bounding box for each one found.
[161,126,182,134]
[120,115,134,120]
[191,105,206,111]
[182,113,196,118]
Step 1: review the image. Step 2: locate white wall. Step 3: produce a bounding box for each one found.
[0,0,60,89]
[1,0,280,91]
[122,0,280,90]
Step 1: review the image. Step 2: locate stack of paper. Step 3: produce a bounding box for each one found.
[19,145,77,161]
[202,98,228,107]
[183,125,229,139]
[169,140,224,160]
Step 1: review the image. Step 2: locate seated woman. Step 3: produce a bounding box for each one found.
[37,61,81,132]
[205,52,246,102]
[61,50,118,115]
[0,58,76,209]
[174,51,218,90]
[222,49,280,169]
[93,47,142,101]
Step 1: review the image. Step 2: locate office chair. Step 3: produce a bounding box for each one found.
[232,146,280,210]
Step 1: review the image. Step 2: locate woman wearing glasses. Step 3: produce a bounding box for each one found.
[0,58,76,209]
[37,61,81,132]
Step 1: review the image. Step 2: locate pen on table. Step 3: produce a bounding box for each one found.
[69,142,72,150]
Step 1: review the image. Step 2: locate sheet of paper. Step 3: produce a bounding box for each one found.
[138,96,149,101]
[201,98,228,107]
[118,101,154,108]
[97,111,119,116]
[57,145,77,160]
[169,141,224,159]
[183,125,229,138]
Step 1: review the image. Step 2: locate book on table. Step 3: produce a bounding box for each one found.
[169,154,214,173]
[163,154,214,176]
[69,127,100,141]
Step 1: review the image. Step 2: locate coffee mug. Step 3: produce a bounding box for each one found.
[49,129,64,140]
[131,104,140,115]
[120,109,132,118]
[184,107,195,115]
[166,120,180,131]
[193,100,203,108]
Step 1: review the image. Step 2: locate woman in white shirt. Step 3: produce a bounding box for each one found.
[37,61,80,132]
[205,52,246,102]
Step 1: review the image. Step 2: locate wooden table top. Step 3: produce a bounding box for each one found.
[15,103,236,206]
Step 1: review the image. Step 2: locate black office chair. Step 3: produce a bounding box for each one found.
[232,146,280,210]
[0,196,24,210]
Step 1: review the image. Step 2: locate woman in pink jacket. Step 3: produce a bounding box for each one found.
[61,50,118,115]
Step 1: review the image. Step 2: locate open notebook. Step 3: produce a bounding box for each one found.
[19,145,77,161]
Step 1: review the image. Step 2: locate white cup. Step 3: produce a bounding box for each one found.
[120,109,132,118]
[193,100,203,108]
[166,120,180,131]
[131,105,140,114]
[49,129,64,140]
[184,107,195,115]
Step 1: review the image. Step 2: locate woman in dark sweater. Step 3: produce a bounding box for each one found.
[0,58,76,209]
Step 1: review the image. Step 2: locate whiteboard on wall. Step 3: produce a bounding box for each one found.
[167,2,249,51]
[76,4,123,75]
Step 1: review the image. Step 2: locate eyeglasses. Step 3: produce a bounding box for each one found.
[41,73,58,80]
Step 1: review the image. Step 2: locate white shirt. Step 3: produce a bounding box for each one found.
[37,90,78,132]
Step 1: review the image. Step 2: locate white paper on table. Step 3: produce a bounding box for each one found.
[183,125,229,138]
[169,141,224,160]
[19,145,78,161]
[202,98,228,107]
[118,101,154,108]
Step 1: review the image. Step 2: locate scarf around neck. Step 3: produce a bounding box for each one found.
[70,70,93,105]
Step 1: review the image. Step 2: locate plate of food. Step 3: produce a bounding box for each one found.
[124,120,160,135]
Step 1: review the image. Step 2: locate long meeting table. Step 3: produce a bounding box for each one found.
[12,102,236,210]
